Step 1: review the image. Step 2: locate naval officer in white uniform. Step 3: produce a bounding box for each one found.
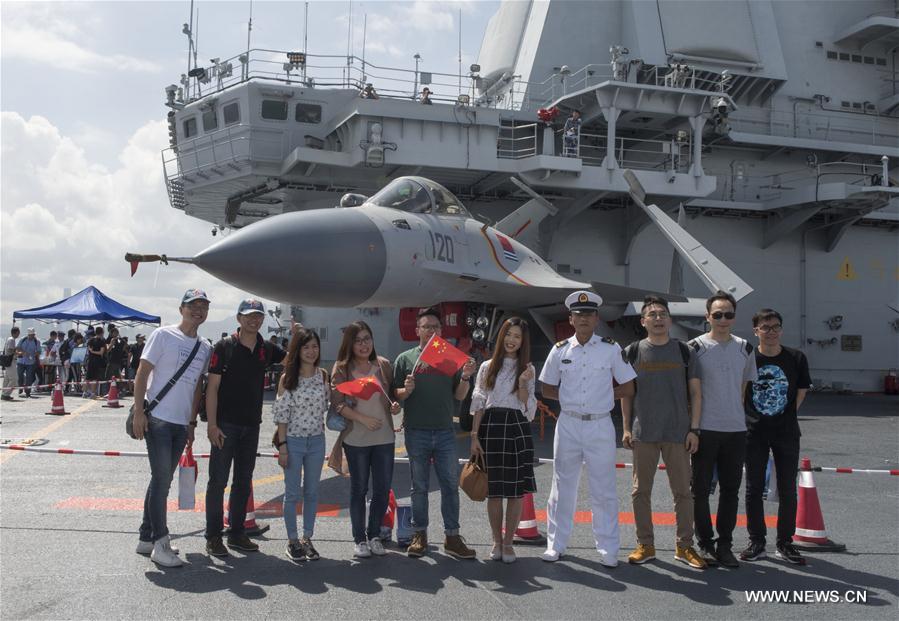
[538,291,637,566]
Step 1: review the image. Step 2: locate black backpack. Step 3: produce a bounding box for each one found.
[197,335,276,421]
[624,339,692,395]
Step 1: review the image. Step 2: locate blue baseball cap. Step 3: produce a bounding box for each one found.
[237,298,265,315]
[181,288,211,305]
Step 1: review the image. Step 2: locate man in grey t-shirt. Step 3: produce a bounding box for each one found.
[621,297,705,569]
[689,291,757,568]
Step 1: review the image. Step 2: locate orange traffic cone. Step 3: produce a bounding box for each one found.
[224,484,271,536]
[45,379,69,415]
[793,457,846,552]
[103,378,121,409]
[513,492,547,545]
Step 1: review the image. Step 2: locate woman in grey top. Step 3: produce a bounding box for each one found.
[331,321,400,559]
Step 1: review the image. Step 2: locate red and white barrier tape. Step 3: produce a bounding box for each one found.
[3,379,135,391]
[2,444,896,474]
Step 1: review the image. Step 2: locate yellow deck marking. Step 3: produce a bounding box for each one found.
[0,400,99,465]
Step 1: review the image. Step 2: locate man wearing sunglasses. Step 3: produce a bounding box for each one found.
[740,309,810,565]
[688,291,757,568]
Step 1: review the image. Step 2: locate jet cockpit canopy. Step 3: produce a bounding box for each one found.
[366,176,470,217]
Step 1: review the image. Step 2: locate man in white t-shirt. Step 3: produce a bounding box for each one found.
[132,289,213,567]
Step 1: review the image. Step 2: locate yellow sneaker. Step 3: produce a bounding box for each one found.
[627,543,656,564]
[675,544,708,569]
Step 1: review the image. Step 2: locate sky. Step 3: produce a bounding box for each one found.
[0,0,499,339]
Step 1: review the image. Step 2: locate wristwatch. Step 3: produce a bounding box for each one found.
[275,439,287,448]
[688,428,700,436]
[188,421,198,427]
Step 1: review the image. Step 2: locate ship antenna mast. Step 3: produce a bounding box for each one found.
[246,0,253,57]
[458,8,462,98]
[303,2,309,83]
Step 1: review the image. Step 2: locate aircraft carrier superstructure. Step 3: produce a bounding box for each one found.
[160,0,899,391]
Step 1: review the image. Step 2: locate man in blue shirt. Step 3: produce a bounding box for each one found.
[16,328,42,398]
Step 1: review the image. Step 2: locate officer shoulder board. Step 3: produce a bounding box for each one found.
[601,336,616,345]
[555,340,567,349]
[624,340,692,395]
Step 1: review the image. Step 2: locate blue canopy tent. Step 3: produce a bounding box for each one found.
[13,286,161,328]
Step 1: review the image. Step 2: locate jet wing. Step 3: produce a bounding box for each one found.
[623,169,753,301]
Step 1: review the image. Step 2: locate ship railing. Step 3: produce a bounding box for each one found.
[177,48,521,109]
[161,123,284,199]
[563,129,691,172]
[708,161,890,203]
[639,65,726,93]
[496,122,539,159]
[728,106,898,147]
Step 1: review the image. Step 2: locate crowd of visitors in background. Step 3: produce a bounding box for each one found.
[1,323,147,400]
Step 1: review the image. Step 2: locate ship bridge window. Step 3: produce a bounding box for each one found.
[295,103,322,124]
[261,100,288,120]
[183,117,197,138]
[223,102,240,125]
[202,109,218,132]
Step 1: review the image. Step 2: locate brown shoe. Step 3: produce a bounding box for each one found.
[407,531,428,557]
[674,544,708,569]
[444,535,476,559]
[227,533,259,552]
[205,536,229,557]
[627,543,656,565]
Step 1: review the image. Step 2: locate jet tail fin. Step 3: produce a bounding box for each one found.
[494,177,559,248]
[623,170,753,301]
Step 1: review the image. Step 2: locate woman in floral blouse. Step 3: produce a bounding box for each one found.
[469,317,537,564]
[273,328,329,562]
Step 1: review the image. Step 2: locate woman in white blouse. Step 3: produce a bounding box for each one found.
[470,317,537,563]
[273,328,329,562]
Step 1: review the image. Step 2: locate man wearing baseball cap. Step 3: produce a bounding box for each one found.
[204,298,287,557]
[133,288,213,567]
[538,290,637,566]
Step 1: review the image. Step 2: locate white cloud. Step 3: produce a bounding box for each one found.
[1,5,160,74]
[0,112,271,332]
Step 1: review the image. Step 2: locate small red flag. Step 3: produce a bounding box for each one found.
[130,261,140,277]
[417,335,470,376]
[335,376,383,401]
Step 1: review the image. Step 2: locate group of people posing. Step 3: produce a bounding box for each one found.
[127,286,810,573]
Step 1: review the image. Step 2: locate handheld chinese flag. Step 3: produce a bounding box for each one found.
[335,376,384,401]
[417,334,470,376]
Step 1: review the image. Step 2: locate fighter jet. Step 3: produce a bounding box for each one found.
[126,174,751,321]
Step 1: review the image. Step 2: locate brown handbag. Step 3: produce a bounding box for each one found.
[459,454,488,502]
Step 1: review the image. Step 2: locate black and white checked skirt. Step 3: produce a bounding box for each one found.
[477,407,536,498]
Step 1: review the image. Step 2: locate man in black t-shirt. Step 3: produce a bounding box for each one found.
[127,335,145,381]
[84,327,106,398]
[204,299,286,556]
[740,309,811,566]
[105,327,127,384]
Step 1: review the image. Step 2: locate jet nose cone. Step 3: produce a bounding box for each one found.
[194,208,386,306]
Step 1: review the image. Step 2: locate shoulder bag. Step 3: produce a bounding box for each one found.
[127,339,202,439]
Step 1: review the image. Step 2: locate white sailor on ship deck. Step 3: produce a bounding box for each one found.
[538,290,637,566]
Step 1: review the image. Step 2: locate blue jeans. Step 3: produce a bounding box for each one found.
[344,442,395,543]
[17,363,36,396]
[283,434,325,540]
[205,422,260,539]
[139,416,188,542]
[405,428,460,536]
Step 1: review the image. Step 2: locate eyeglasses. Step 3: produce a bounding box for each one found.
[756,324,783,333]
[644,311,670,319]
[354,336,373,345]
[710,311,735,320]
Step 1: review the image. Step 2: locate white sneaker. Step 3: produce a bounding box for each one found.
[368,538,386,556]
[541,548,562,562]
[353,541,372,558]
[137,539,179,556]
[150,535,184,567]
[597,549,619,568]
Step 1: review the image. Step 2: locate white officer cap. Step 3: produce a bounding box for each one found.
[565,290,603,313]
